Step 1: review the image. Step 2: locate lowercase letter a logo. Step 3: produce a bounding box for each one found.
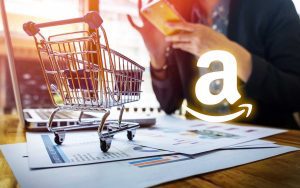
[184,50,252,122]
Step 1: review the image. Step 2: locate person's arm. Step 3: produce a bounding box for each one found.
[165,22,253,83]
[163,0,300,112]
[244,0,300,111]
[127,0,184,114]
[151,49,184,114]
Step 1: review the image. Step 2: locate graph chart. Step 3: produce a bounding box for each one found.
[133,146,162,153]
[128,155,191,168]
[27,132,174,169]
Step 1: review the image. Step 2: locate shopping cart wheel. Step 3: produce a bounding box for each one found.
[127,130,136,141]
[54,132,65,145]
[100,139,111,152]
[108,128,114,138]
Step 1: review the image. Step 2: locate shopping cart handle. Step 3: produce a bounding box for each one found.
[23,11,103,36]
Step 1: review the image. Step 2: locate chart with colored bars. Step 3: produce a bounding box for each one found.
[41,135,130,164]
[132,122,285,155]
[26,132,174,169]
[128,155,191,168]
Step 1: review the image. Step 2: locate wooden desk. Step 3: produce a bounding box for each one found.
[1,115,300,188]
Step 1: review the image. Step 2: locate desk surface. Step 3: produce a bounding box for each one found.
[1,115,300,188]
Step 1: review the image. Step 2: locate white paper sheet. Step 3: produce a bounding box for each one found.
[1,143,298,188]
[26,132,174,169]
[223,143,279,149]
[223,140,279,149]
[26,131,280,169]
[119,119,286,154]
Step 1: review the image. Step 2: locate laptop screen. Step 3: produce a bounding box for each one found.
[8,58,54,109]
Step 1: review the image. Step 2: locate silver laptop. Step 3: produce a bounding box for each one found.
[1,2,155,131]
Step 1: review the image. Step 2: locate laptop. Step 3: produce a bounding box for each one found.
[1,2,156,131]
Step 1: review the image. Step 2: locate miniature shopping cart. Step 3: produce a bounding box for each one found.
[23,12,145,152]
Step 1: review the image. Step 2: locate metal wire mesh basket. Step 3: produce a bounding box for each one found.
[23,12,145,152]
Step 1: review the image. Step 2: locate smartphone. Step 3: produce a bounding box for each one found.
[141,0,185,36]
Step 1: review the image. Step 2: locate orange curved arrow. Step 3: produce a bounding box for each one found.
[183,104,252,123]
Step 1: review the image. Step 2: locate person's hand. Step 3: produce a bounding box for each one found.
[165,22,253,82]
[127,0,169,70]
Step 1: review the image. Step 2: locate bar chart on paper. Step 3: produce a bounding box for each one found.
[41,134,130,164]
[26,132,174,169]
[128,155,191,168]
[130,122,286,154]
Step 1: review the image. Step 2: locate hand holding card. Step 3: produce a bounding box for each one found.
[141,0,185,36]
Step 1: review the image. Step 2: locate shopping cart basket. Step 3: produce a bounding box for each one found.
[23,12,145,152]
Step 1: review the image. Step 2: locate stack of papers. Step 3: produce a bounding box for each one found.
[27,132,173,169]
[125,120,285,154]
[1,115,299,188]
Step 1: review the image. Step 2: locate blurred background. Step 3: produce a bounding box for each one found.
[0,0,299,115]
[0,0,159,115]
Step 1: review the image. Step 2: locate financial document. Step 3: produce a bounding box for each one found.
[27,132,278,169]
[120,120,286,154]
[223,140,278,149]
[1,143,298,188]
[26,132,173,169]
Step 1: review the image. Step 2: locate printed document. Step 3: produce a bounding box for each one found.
[26,132,173,169]
[122,121,286,154]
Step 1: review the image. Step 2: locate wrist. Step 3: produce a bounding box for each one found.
[149,53,167,69]
[151,62,168,72]
[150,56,168,80]
[149,46,171,69]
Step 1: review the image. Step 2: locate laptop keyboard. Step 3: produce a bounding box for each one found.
[35,110,95,120]
[24,112,32,119]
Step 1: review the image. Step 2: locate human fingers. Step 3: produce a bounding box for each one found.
[172,42,206,57]
[127,15,142,31]
[166,22,196,32]
[165,33,193,43]
[137,0,151,24]
[138,0,143,10]
[171,42,194,53]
